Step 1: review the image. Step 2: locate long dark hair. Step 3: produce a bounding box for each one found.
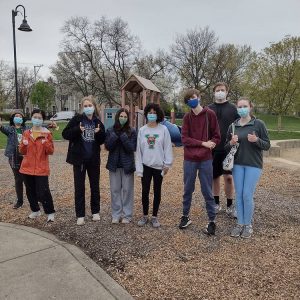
[114,108,131,135]
[9,112,26,127]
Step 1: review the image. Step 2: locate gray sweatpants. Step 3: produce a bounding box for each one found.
[109,168,134,220]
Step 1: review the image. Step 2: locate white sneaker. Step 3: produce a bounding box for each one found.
[92,213,100,221]
[121,218,131,224]
[226,205,237,218]
[47,213,55,222]
[112,218,120,224]
[77,217,85,226]
[215,204,222,213]
[28,211,41,219]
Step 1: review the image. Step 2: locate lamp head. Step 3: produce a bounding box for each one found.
[18,19,32,32]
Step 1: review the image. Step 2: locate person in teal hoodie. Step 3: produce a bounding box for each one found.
[225,97,270,239]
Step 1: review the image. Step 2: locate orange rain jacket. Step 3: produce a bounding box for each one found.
[19,128,54,176]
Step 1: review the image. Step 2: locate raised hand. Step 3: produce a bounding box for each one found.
[22,139,29,145]
[248,131,258,143]
[79,122,85,132]
[95,124,101,133]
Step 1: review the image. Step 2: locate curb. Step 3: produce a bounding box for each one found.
[0,222,134,300]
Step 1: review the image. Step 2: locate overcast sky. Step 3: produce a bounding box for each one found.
[1,0,299,78]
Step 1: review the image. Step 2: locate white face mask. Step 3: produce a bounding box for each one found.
[214,91,226,101]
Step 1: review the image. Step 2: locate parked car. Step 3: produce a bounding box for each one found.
[50,111,75,121]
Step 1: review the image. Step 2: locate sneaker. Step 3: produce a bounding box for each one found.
[226,205,237,218]
[215,204,222,214]
[47,213,55,223]
[151,217,160,228]
[203,221,216,236]
[13,201,23,209]
[230,224,244,238]
[77,217,85,226]
[121,218,131,224]
[92,213,100,221]
[241,225,253,239]
[179,216,192,229]
[137,216,148,227]
[28,211,41,219]
[112,218,120,224]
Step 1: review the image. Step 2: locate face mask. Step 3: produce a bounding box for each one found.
[237,107,250,118]
[119,117,127,126]
[31,118,43,127]
[187,98,199,109]
[214,91,226,101]
[13,116,23,125]
[147,113,157,122]
[83,107,95,115]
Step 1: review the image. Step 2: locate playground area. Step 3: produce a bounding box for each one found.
[0,142,299,299]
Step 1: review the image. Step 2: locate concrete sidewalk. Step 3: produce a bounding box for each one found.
[0,222,133,300]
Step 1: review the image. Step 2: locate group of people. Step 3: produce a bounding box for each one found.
[0,82,270,238]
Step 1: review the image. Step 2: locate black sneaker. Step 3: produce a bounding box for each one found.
[179,216,192,229]
[203,222,216,236]
[13,202,23,209]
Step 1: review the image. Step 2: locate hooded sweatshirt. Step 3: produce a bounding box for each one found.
[182,107,221,162]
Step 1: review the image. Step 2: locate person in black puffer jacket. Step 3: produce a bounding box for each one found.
[62,96,105,226]
[105,108,137,224]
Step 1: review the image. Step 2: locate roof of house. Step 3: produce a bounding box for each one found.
[121,74,161,93]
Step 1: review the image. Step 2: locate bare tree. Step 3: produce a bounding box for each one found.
[0,61,15,109]
[170,26,218,91]
[51,16,141,107]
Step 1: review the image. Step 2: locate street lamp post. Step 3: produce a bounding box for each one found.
[12,4,32,109]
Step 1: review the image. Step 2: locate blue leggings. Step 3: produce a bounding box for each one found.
[232,165,262,225]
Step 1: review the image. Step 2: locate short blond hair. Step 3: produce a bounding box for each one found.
[81,95,100,117]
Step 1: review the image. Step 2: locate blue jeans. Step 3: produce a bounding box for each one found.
[183,160,216,222]
[232,165,262,225]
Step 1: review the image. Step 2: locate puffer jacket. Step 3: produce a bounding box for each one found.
[19,128,54,176]
[105,127,137,174]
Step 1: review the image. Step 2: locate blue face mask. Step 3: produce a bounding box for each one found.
[147,113,157,122]
[237,107,250,118]
[31,118,43,127]
[83,107,95,115]
[187,98,199,109]
[13,116,23,125]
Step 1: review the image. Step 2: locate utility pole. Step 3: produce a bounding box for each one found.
[34,65,43,82]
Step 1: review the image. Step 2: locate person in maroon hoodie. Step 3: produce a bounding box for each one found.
[179,88,221,235]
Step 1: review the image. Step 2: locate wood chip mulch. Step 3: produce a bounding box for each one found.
[0,142,299,300]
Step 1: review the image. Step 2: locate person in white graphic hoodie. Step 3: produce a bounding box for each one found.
[136,103,173,228]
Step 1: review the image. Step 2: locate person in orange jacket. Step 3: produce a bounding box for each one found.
[19,109,55,222]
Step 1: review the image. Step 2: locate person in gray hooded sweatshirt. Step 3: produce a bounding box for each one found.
[225,97,270,239]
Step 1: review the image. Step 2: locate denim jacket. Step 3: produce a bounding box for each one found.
[0,125,28,168]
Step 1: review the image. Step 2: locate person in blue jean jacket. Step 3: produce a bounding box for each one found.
[225,97,270,239]
[105,108,137,224]
[0,112,27,209]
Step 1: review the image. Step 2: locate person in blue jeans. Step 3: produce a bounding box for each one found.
[179,88,221,235]
[225,97,270,239]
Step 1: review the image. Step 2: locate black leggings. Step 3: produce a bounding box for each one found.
[73,161,100,218]
[141,165,163,217]
[23,174,55,214]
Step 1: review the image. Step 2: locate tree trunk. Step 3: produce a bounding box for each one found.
[277,114,282,131]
